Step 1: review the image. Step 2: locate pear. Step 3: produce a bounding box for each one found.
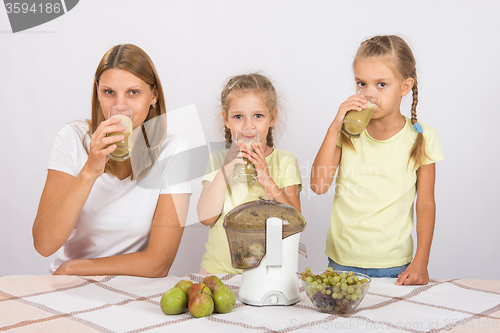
[174,279,193,295]
[202,275,224,293]
[160,287,187,315]
[188,290,214,318]
[213,285,236,314]
[187,283,212,301]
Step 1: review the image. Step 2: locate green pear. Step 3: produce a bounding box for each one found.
[174,279,193,295]
[187,283,212,301]
[188,290,214,318]
[213,285,236,314]
[160,287,187,315]
[202,275,225,293]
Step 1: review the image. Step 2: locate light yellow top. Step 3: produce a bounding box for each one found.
[200,148,302,274]
[326,117,444,268]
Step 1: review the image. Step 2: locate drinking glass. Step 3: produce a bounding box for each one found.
[341,89,380,138]
[107,105,133,161]
[233,129,259,183]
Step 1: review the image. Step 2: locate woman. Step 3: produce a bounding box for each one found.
[33,44,191,277]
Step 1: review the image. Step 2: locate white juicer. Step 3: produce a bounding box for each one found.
[223,196,306,306]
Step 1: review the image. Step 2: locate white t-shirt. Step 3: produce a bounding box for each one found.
[47,121,191,273]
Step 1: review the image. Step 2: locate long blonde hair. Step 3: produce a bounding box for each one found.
[88,44,167,179]
[220,73,281,149]
[342,35,428,169]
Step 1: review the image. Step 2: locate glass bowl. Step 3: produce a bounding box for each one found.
[301,270,371,315]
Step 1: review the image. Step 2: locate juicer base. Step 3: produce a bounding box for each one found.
[239,290,300,306]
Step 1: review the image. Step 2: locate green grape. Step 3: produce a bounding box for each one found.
[347,287,354,294]
[346,277,353,284]
[305,276,313,283]
[333,275,341,283]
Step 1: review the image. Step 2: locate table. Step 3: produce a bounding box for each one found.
[1,274,499,332]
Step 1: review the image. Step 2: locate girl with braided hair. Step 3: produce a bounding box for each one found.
[197,73,302,274]
[311,35,443,285]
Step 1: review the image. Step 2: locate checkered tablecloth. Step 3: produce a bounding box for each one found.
[1,274,499,332]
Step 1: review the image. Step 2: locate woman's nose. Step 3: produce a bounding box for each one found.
[115,94,126,106]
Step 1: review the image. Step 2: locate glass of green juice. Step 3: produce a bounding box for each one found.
[341,89,380,138]
[233,129,259,183]
[107,105,133,161]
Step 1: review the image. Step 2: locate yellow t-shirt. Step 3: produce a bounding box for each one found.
[326,117,444,268]
[200,148,302,274]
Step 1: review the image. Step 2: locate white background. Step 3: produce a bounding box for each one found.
[0,0,498,279]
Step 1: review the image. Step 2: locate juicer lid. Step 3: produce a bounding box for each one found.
[223,196,306,238]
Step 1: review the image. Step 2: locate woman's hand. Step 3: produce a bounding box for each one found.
[83,117,125,179]
[53,259,86,275]
[329,94,367,132]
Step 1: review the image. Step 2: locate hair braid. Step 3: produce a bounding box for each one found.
[266,127,274,148]
[410,80,419,125]
[408,80,429,170]
[224,126,232,149]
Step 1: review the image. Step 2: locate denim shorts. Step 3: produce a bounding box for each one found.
[327,257,410,278]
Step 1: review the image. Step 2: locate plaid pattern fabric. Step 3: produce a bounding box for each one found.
[1,274,499,332]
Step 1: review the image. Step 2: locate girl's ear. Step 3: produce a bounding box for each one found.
[151,85,159,104]
[401,78,414,97]
[270,108,278,127]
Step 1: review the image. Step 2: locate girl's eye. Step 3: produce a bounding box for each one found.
[254,114,264,119]
[129,90,139,95]
[103,89,114,95]
[378,83,386,88]
[233,115,242,120]
[356,82,366,88]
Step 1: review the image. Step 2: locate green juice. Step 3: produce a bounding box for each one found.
[341,101,377,138]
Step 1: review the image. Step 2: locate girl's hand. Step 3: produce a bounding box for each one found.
[83,117,125,179]
[222,143,245,176]
[330,94,367,132]
[246,142,273,189]
[395,261,430,286]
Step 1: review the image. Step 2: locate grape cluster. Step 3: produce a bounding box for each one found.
[301,267,370,314]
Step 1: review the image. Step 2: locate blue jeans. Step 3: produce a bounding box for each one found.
[327,258,410,278]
